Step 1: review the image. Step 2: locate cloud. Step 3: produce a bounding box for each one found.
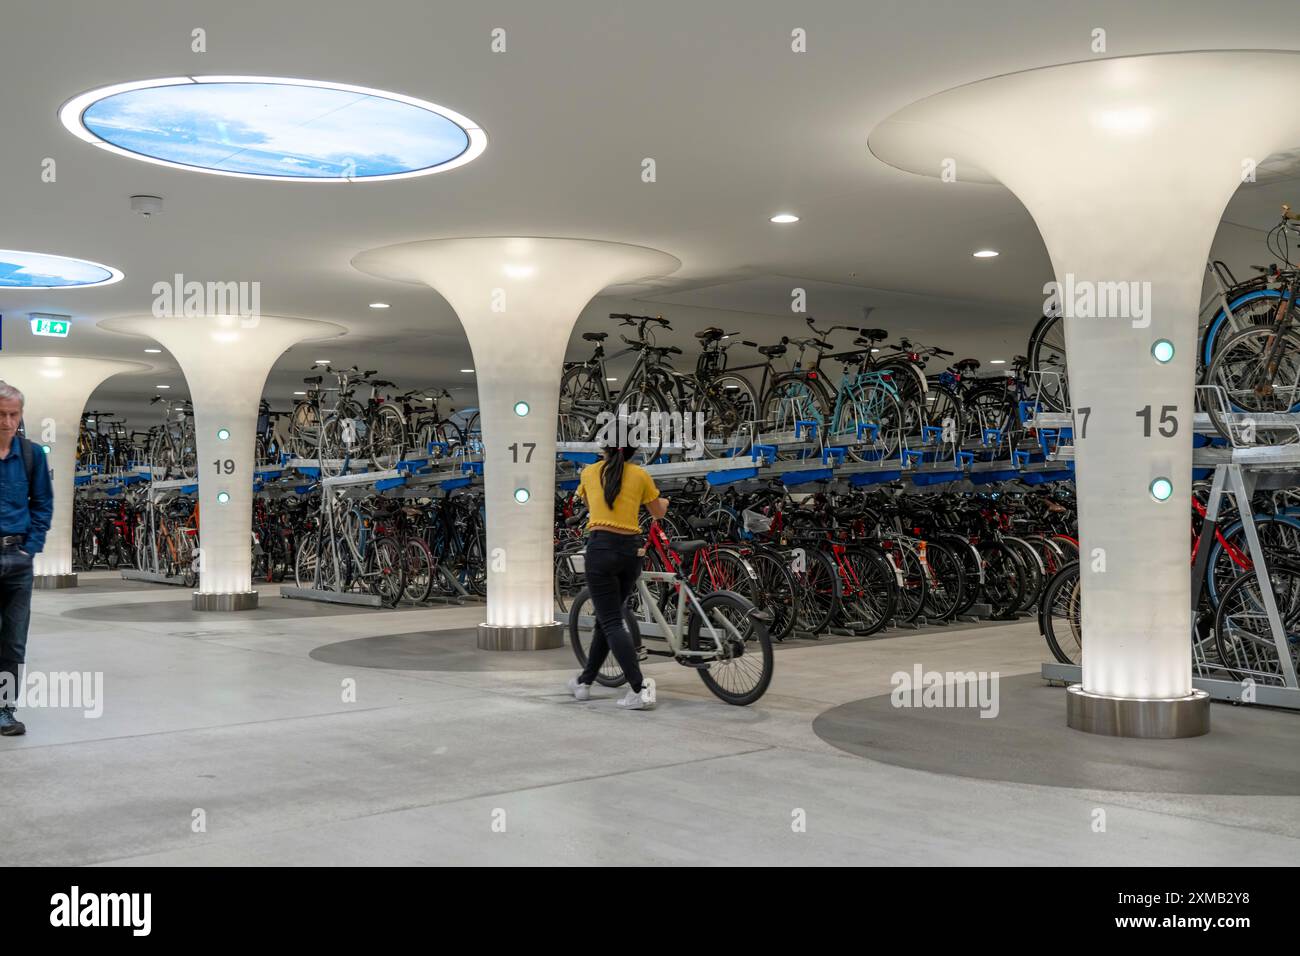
[82,82,471,177]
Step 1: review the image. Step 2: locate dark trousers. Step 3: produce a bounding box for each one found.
[578,531,646,693]
[0,546,33,708]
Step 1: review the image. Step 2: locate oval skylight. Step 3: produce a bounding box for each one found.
[60,76,486,182]
[0,250,123,289]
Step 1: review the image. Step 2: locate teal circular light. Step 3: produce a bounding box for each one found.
[0,249,122,289]
[41,445,50,455]
[217,428,230,441]
[514,401,530,417]
[514,488,530,504]
[217,491,231,504]
[62,77,486,182]
[1151,339,1175,363]
[1150,477,1173,501]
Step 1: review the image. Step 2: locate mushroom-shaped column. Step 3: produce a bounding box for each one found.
[0,356,148,588]
[100,315,344,610]
[871,51,1300,737]
[354,238,679,649]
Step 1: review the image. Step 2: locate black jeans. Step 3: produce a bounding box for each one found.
[578,531,645,693]
[0,545,33,709]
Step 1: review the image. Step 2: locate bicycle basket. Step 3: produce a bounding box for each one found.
[742,509,773,533]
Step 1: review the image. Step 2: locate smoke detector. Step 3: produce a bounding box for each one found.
[130,195,163,217]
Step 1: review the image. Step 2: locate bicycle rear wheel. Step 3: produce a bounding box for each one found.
[367,537,405,607]
[1213,562,1300,683]
[689,590,774,705]
[1203,325,1300,444]
[568,588,639,688]
[747,547,798,641]
[401,538,434,603]
[840,546,898,635]
[792,547,839,635]
[1039,562,1082,664]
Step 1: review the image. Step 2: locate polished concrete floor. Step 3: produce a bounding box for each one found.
[2,571,1296,866]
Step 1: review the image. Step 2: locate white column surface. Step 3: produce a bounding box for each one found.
[99,315,344,594]
[354,238,679,628]
[0,356,149,576]
[870,51,1300,699]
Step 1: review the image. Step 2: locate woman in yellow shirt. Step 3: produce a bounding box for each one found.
[567,443,670,710]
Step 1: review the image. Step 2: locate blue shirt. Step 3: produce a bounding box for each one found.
[0,435,54,553]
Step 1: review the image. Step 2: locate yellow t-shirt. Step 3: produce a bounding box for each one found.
[577,461,660,532]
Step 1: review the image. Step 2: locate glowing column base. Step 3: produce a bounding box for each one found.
[870,51,1300,735]
[0,356,148,581]
[354,238,679,647]
[100,314,343,608]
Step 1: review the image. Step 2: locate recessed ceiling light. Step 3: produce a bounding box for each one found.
[368,302,390,309]
[770,213,799,224]
[60,76,487,182]
[606,377,618,382]
[973,250,999,258]
[144,348,162,353]
[156,384,171,389]
[870,348,880,353]
[0,249,124,289]
[293,391,306,395]
[315,359,330,365]
[989,359,1007,364]
[461,368,474,373]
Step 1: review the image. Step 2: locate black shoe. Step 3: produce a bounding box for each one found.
[0,708,25,736]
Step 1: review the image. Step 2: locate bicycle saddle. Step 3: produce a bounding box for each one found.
[303,375,323,385]
[757,343,787,357]
[582,332,608,342]
[694,326,725,341]
[370,379,396,388]
[954,358,980,372]
[669,538,708,556]
[860,328,889,341]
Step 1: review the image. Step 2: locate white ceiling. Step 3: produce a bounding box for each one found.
[2,0,1299,423]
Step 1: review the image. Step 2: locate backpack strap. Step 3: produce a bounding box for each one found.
[19,436,37,497]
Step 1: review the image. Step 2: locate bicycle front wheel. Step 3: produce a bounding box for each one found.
[689,590,774,705]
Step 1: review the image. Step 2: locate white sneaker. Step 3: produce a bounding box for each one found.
[618,678,656,711]
[567,676,591,701]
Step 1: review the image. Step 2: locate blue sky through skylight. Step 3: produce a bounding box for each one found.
[81,82,473,179]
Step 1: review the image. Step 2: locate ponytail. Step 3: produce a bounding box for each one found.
[601,447,626,509]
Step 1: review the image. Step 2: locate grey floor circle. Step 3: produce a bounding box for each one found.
[310,628,576,672]
[62,595,419,622]
[813,673,1300,795]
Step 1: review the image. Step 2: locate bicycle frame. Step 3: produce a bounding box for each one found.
[629,568,738,661]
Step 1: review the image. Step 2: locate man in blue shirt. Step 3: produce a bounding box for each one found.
[0,382,54,736]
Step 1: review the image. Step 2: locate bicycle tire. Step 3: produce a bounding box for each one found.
[689,590,774,705]
[1213,560,1300,683]
[1039,562,1082,665]
[568,588,640,688]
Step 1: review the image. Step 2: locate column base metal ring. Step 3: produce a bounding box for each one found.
[1066,684,1210,738]
[33,573,77,589]
[477,622,564,651]
[192,591,260,612]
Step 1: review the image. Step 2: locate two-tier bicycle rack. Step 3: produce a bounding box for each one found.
[1037,384,1300,711]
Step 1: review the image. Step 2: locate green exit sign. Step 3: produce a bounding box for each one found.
[30,315,71,337]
